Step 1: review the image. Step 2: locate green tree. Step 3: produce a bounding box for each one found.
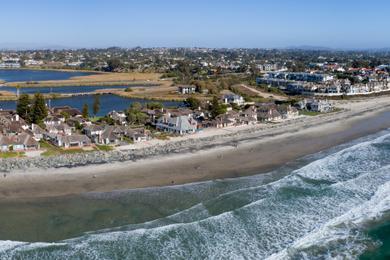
[107,58,122,72]
[75,121,83,131]
[16,94,31,122]
[146,102,163,110]
[211,96,227,118]
[185,97,201,110]
[130,102,142,112]
[30,93,48,125]
[93,95,100,116]
[126,102,148,125]
[102,116,115,125]
[82,103,89,119]
[60,111,70,120]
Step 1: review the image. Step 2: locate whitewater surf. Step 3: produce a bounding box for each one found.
[0,130,389,259]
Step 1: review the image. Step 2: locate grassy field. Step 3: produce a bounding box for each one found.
[0,91,17,101]
[6,72,166,88]
[226,84,289,103]
[1,71,186,101]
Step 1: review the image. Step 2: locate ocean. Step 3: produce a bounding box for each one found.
[0,130,389,259]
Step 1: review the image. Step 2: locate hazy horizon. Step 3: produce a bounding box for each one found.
[1,43,390,51]
[1,0,390,50]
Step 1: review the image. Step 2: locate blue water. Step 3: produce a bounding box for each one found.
[0,94,183,116]
[0,130,389,259]
[0,85,129,94]
[0,69,95,83]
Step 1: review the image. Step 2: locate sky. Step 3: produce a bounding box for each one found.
[1,0,390,49]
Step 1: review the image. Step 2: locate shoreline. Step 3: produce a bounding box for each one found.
[1,96,390,200]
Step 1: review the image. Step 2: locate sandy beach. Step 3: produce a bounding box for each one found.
[1,96,390,200]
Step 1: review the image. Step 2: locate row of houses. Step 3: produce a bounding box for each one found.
[150,103,300,135]
[1,95,324,153]
[258,75,390,96]
[0,106,152,152]
[0,111,39,152]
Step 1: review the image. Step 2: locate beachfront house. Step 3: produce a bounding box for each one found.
[99,126,122,145]
[240,106,258,124]
[277,105,299,119]
[215,111,239,128]
[306,99,333,112]
[0,135,10,152]
[156,114,198,135]
[256,104,283,122]
[83,125,105,142]
[124,128,151,143]
[0,132,40,152]
[54,134,91,149]
[84,125,129,145]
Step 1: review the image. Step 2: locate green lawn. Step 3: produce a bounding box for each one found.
[89,116,103,122]
[40,140,90,157]
[96,144,114,151]
[0,151,26,158]
[122,136,134,144]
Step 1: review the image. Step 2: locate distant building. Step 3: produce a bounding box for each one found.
[257,63,278,72]
[0,59,21,69]
[178,85,197,94]
[222,94,245,106]
[263,72,333,83]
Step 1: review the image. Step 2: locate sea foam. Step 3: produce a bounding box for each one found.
[0,131,389,259]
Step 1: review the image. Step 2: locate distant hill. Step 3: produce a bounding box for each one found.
[0,42,73,50]
[284,45,334,51]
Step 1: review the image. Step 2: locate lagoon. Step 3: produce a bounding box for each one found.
[0,69,95,83]
[0,94,183,116]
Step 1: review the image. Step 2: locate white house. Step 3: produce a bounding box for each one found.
[178,85,197,94]
[156,115,197,135]
[222,94,245,106]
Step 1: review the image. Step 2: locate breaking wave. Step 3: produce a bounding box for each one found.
[1,131,390,259]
